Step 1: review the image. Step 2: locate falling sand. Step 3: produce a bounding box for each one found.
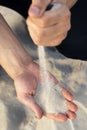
[37,46,75,130]
[37,46,67,113]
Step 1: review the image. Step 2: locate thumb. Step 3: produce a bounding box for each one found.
[29,0,51,17]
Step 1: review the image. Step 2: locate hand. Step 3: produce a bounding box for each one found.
[26,0,71,46]
[14,61,77,121]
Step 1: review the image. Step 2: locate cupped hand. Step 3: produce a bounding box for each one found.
[26,0,71,46]
[14,62,77,121]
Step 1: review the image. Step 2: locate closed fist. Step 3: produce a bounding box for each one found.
[26,1,71,46]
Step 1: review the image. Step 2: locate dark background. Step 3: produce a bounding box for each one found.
[0,0,87,61]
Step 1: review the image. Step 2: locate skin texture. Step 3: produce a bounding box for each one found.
[26,0,77,46]
[14,62,78,120]
[0,1,77,122]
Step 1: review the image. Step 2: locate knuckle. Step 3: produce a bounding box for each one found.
[64,9,71,19]
[37,30,46,39]
[39,18,48,28]
[61,34,67,41]
[29,31,42,45]
[63,32,67,37]
[54,33,68,46]
[34,37,42,45]
[65,22,71,32]
[59,34,65,40]
[50,40,61,46]
[35,37,46,45]
[67,10,71,17]
[67,22,71,31]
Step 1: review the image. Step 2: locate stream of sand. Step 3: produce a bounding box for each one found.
[37,46,75,130]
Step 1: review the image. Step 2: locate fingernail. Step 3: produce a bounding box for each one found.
[29,6,41,16]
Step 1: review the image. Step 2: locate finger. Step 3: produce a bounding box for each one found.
[48,72,58,84]
[27,17,70,39]
[27,25,67,46]
[20,95,43,119]
[44,113,67,122]
[29,4,70,27]
[49,33,67,46]
[27,18,70,42]
[29,0,51,17]
[66,110,76,120]
[66,101,78,112]
[61,87,74,101]
[27,26,67,46]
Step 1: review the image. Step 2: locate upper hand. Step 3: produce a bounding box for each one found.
[26,0,71,46]
[14,61,77,122]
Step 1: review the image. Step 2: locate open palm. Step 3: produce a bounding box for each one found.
[14,62,77,121]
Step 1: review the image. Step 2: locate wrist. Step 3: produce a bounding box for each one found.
[0,15,33,79]
[13,61,39,81]
[0,50,33,80]
[13,60,34,81]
